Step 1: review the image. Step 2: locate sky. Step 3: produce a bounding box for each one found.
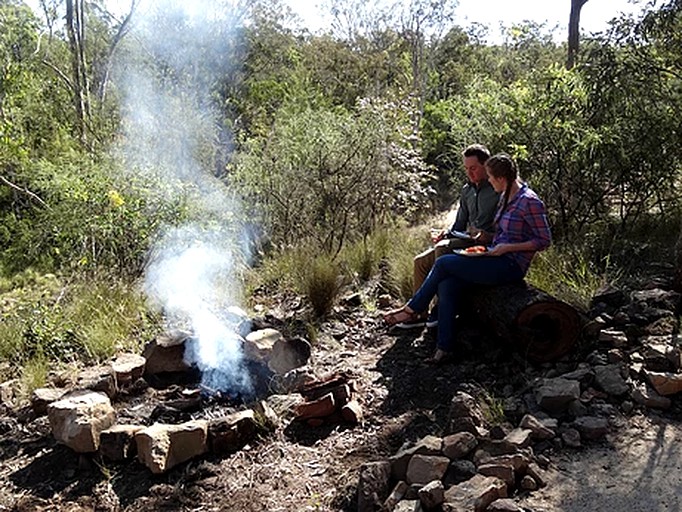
[285,0,648,42]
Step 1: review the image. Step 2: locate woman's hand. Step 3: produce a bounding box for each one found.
[487,243,512,256]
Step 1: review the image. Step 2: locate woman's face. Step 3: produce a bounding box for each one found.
[487,169,507,193]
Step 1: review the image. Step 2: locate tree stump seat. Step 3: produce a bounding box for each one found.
[465,281,582,363]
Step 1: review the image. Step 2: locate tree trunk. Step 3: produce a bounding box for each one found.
[567,0,589,69]
[467,282,582,363]
[65,0,89,143]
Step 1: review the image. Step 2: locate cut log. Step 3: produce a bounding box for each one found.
[467,282,582,363]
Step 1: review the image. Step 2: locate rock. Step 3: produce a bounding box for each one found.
[341,400,363,424]
[488,453,530,473]
[598,329,629,348]
[273,366,317,393]
[357,461,391,512]
[487,498,524,511]
[268,336,312,375]
[135,420,208,474]
[383,481,409,512]
[630,288,680,312]
[643,369,682,396]
[562,428,581,448]
[244,328,282,364]
[583,317,607,338]
[642,340,682,372]
[591,286,626,310]
[449,391,488,434]
[594,364,630,396]
[142,331,191,375]
[394,500,420,512]
[223,305,251,337]
[76,366,117,399]
[99,424,144,461]
[520,475,538,491]
[418,480,445,509]
[535,378,581,413]
[477,462,515,488]
[443,474,507,512]
[389,435,443,481]
[519,414,555,440]
[560,365,594,383]
[47,390,116,453]
[631,383,672,409]
[264,393,305,419]
[111,353,146,385]
[444,460,477,486]
[503,428,532,449]
[476,439,518,457]
[443,431,478,460]
[31,387,67,416]
[208,409,259,453]
[525,462,546,487]
[0,379,18,408]
[295,392,336,420]
[573,416,609,440]
[406,454,450,485]
[644,316,678,336]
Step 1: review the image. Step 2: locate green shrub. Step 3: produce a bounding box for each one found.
[300,254,343,318]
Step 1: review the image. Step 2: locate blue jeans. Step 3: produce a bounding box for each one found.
[407,254,524,352]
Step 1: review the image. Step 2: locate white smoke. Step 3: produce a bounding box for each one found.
[113,0,253,394]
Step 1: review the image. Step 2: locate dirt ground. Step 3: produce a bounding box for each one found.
[2,298,682,511]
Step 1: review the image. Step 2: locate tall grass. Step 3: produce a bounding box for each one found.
[527,245,613,310]
[0,272,156,381]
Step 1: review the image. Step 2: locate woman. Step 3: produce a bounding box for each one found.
[384,153,551,363]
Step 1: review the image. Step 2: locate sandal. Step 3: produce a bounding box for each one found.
[426,349,454,365]
[383,307,418,327]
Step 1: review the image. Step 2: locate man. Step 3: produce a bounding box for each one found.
[396,144,499,329]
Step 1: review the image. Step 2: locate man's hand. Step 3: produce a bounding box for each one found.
[470,229,493,245]
[430,228,446,244]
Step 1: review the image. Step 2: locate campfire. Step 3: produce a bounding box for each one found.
[35,313,363,474]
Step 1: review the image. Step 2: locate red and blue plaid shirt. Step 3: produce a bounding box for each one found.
[492,183,551,274]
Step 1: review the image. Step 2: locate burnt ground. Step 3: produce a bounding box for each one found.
[2,290,682,512]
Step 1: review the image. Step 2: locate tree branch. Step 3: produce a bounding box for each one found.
[0,175,50,209]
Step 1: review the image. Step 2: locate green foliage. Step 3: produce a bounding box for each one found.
[0,272,157,370]
[231,100,434,254]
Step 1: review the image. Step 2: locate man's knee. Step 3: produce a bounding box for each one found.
[414,247,435,264]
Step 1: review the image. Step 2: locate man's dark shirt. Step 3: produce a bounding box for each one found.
[450,180,499,234]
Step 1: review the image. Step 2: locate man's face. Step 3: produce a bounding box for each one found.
[463,155,488,184]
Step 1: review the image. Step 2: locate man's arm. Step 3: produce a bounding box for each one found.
[449,187,469,233]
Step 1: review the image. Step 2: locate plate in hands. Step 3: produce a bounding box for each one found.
[453,248,488,257]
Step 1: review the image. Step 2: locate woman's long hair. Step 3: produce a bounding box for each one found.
[487,153,519,224]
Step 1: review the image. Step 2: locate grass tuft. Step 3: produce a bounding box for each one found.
[527,245,613,310]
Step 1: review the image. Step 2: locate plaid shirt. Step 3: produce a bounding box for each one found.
[492,183,551,274]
